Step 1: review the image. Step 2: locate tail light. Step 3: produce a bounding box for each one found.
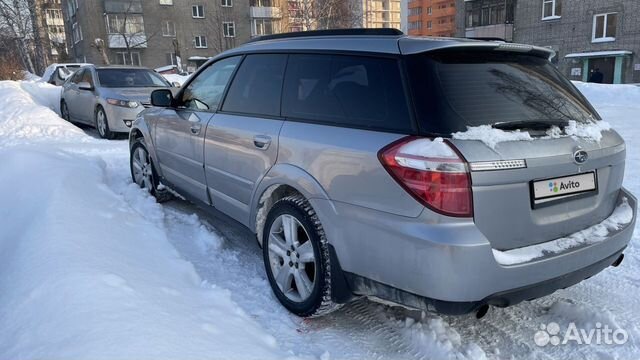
[378,136,473,217]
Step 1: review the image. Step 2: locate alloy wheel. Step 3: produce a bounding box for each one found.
[267,214,317,302]
[131,146,154,191]
[96,109,107,137]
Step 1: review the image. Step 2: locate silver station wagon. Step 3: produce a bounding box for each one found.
[129,29,637,318]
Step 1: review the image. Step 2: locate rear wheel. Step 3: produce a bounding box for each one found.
[95,106,114,140]
[130,139,173,202]
[263,195,340,317]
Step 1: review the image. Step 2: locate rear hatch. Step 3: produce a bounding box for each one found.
[405,48,626,251]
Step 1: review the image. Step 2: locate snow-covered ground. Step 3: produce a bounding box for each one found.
[0,79,638,360]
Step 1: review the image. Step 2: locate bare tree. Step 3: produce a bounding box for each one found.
[278,0,362,33]
[200,5,237,55]
[0,0,36,73]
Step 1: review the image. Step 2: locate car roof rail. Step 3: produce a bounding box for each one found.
[247,28,404,43]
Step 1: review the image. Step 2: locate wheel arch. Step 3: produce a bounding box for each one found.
[251,164,331,246]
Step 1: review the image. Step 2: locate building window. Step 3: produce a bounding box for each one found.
[161,20,176,36]
[409,7,422,16]
[427,7,431,15]
[408,21,422,30]
[252,19,276,36]
[72,22,82,43]
[223,22,235,37]
[194,35,207,48]
[427,20,432,29]
[166,52,178,65]
[192,5,204,18]
[465,0,514,28]
[542,0,561,20]
[106,14,145,34]
[251,0,277,6]
[221,0,232,7]
[593,13,617,42]
[115,52,141,66]
[159,0,172,4]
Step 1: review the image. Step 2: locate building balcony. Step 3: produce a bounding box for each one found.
[250,6,281,18]
[108,34,148,49]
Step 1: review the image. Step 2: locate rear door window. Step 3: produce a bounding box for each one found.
[221,54,287,117]
[406,50,600,135]
[282,54,412,132]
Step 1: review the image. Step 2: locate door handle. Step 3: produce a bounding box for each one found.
[253,135,271,149]
[190,124,201,135]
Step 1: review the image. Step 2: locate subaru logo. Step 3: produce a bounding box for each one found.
[573,149,588,164]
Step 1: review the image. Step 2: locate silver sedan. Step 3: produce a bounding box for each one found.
[60,65,174,139]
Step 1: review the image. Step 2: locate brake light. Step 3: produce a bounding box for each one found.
[379,136,473,217]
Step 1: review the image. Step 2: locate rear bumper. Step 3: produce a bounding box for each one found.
[343,247,625,315]
[103,104,143,133]
[311,187,636,313]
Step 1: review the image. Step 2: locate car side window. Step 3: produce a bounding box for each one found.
[282,54,412,132]
[221,54,287,117]
[71,69,84,84]
[81,69,94,86]
[181,56,242,111]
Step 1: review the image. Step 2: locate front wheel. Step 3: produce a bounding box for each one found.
[95,106,115,139]
[130,139,173,202]
[263,195,340,317]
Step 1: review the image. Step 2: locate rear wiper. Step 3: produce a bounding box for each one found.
[492,119,570,131]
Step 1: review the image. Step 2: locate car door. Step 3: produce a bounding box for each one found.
[75,68,98,123]
[204,54,287,224]
[64,69,84,120]
[154,56,243,204]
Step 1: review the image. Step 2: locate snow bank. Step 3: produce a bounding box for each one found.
[0,81,294,360]
[573,81,640,110]
[492,197,634,265]
[0,81,82,147]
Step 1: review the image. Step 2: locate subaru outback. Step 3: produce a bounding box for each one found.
[129,29,636,318]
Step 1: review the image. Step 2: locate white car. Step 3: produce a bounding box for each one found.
[41,63,91,86]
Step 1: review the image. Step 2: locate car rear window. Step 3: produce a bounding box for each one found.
[405,50,600,135]
[282,54,412,133]
[97,69,170,88]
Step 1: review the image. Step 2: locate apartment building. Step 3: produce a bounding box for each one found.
[514,0,640,84]
[61,0,250,71]
[456,0,640,84]
[362,0,401,29]
[407,0,456,37]
[38,0,69,62]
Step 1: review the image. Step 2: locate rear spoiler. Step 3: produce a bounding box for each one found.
[399,38,555,60]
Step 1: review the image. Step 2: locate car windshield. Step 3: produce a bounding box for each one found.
[58,66,81,80]
[97,68,170,88]
[406,50,600,135]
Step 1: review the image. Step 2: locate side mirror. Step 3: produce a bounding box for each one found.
[151,89,174,107]
[171,81,181,88]
[78,81,93,91]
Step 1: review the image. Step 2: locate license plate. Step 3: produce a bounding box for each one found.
[532,172,597,202]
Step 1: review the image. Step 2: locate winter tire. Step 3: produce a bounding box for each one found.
[130,138,173,203]
[263,195,340,317]
[95,106,115,140]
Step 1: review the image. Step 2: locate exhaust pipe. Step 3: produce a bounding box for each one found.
[475,304,490,319]
[611,254,624,267]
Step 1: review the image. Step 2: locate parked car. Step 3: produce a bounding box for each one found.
[41,63,90,86]
[129,29,637,318]
[61,65,173,139]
